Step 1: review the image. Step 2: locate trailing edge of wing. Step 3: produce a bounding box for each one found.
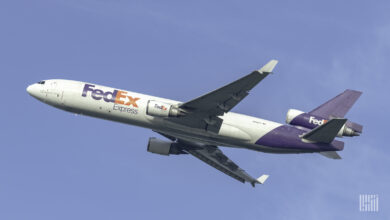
[175,139,268,187]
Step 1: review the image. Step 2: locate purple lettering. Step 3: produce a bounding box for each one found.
[82,84,130,106]
[82,84,95,97]
[92,89,104,100]
[103,90,118,103]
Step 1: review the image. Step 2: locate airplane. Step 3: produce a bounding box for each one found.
[26,60,363,187]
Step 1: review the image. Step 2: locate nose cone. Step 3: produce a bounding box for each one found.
[26,84,40,98]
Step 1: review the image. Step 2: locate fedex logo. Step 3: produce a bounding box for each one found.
[154,104,167,111]
[309,116,327,125]
[82,84,140,107]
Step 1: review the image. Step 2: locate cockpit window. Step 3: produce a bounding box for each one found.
[37,81,45,84]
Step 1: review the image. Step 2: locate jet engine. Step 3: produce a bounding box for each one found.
[285,109,362,137]
[146,100,185,117]
[147,138,187,155]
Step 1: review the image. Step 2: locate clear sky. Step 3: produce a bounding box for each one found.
[1,0,389,219]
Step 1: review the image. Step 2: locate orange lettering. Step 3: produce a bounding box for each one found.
[126,96,140,107]
[115,91,127,105]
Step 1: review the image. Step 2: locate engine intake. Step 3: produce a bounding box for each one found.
[147,138,186,155]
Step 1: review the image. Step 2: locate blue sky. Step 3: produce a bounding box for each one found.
[1,0,389,219]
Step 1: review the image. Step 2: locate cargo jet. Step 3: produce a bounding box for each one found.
[26,60,362,187]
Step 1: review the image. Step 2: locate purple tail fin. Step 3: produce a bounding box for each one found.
[309,89,363,133]
[310,89,362,118]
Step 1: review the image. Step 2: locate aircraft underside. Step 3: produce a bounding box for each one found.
[27,60,362,186]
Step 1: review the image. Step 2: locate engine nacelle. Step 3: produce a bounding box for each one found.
[146,100,184,117]
[147,138,186,155]
[286,109,362,137]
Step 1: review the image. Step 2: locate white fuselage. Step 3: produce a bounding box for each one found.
[27,79,288,153]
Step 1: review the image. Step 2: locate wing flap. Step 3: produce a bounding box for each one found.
[175,139,268,187]
[186,147,246,183]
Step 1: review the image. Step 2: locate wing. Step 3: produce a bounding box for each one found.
[180,59,278,116]
[185,143,269,187]
[158,133,269,187]
[167,60,278,132]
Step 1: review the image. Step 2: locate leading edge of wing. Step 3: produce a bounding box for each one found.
[179,59,278,115]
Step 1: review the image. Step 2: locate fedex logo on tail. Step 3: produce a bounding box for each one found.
[82,84,140,107]
[309,116,327,125]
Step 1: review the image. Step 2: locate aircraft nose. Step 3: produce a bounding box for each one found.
[26,84,32,94]
[26,84,39,98]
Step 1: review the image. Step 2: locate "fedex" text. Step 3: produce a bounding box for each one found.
[82,84,140,107]
[309,116,327,125]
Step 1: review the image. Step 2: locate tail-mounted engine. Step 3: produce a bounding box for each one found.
[286,109,362,137]
[146,100,185,117]
[147,138,187,155]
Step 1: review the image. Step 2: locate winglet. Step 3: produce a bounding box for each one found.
[250,174,269,187]
[257,174,269,184]
[259,60,278,73]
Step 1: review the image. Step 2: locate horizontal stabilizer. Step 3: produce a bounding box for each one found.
[346,121,363,134]
[319,151,342,159]
[302,118,347,143]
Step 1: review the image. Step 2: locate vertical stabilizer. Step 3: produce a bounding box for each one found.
[310,89,362,118]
